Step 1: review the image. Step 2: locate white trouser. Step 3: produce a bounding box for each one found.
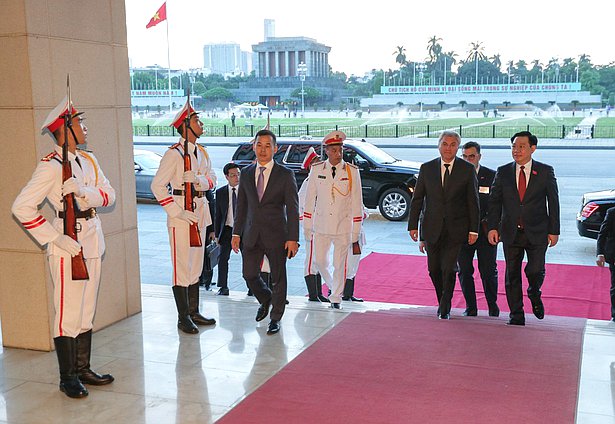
[49,255,102,338]
[168,225,205,287]
[312,233,351,303]
[303,237,318,276]
[346,237,364,279]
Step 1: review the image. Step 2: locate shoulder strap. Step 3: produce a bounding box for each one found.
[78,151,99,186]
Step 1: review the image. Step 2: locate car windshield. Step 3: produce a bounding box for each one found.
[354,142,398,164]
[135,151,161,169]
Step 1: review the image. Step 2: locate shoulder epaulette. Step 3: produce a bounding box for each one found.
[347,162,359,169]
[312,161,325,168]
[41,152,59,162]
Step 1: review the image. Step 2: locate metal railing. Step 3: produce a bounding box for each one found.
[133,124,615,139]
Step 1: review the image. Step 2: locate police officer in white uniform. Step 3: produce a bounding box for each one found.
[151,100,217,334]
[303,131,363,309]
[12,98,116,398]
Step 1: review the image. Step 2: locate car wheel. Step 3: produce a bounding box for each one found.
[378,188,411,221]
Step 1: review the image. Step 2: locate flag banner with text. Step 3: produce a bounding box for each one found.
[381,82,582,95]
[146,2,167,29]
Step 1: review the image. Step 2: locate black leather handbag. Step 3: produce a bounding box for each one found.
[204,240,220,271]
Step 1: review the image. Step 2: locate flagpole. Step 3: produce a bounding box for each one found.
[165,12,172,113]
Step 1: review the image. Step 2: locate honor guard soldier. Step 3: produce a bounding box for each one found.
[151,100,217,334]
[12,97,116,398]
[299,147,329,302]
[303,131,363,309]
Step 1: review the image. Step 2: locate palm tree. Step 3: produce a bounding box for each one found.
[394,46,407,68]
[466,41,486,84]
[427,35,443,64]
[490,54,502,71]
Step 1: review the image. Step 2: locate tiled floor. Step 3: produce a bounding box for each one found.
[0,284,614,423]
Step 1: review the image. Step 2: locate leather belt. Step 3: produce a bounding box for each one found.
[58,208,97,220]
[172,189,206,198]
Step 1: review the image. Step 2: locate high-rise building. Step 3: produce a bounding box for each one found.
[203,43,251,76]
[264,19,275,40]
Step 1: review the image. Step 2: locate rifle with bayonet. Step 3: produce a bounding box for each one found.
[62,75,89,280]
[183,89,202,247]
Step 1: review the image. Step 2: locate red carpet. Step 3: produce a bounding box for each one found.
[218,310,585,423]
[349,252,612,320]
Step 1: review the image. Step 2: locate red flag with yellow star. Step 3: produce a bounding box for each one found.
[146,2,167,29]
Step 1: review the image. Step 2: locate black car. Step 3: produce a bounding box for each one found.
[134,149,162,200]
[231,137,421,221]
[577,189,615,239]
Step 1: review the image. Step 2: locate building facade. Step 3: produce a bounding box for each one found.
[203,43,251,76]
[252,37,330,79]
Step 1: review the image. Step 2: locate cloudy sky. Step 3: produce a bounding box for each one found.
[126,0,613,76]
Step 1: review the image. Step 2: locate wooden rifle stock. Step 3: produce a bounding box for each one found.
[183,138,202,247]
[62,133,89,280]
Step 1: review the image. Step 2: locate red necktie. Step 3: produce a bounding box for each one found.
[518,165,527,202]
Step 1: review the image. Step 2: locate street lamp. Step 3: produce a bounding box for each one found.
[298,62,307,118]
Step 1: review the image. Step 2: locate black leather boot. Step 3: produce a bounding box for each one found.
[54,337,88,398]
[305,275,319,301]
[76,330,114,385]
[188,283,216,326]
[172,286,199,334]
[342,277,364,302]
[316,274,330,302]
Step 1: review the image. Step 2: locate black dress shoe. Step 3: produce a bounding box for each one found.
[438,313,450,320]
[191,314,216,326]
[331,303,341,310]
[255,300,271,322]
[59,377,89,398]
[78,369,114,386]
[317,295,330,303]
[342,296,364,302]
[488,305,500,317]
[267,320,281,335]
[531,298,545,319]
[462,309,478,317]
[506,319,525,326]
[217,287,229,296]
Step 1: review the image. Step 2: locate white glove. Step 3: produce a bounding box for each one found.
[62,177,84,197]
[177,210,199,224]
[183,171,197,184]
[51,234,81,257]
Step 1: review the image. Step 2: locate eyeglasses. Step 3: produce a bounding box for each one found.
[462,154,477,159]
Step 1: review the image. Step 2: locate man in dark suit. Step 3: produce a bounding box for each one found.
[488,131,560,326]
[408,130,480,319]
[232,129,300,335]
[214,163,241,296]
[457,141,500,317]
[596,206,615,322]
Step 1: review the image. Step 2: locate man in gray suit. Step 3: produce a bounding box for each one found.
[231,129,300,335]
[408,130,480,319]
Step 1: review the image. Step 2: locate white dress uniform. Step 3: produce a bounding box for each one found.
[12,146,115,338]
[298,176,318,277]
[151,140,217,287]
[303,159,363,303]
[346,208,369,279]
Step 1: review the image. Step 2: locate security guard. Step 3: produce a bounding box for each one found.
[12,97,116,398]
[303,131,363,309]
[151,100,217,334]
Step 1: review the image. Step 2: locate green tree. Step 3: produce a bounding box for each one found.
[427,36,443,64]
[202,87,234,101]
[290,87,322,106]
